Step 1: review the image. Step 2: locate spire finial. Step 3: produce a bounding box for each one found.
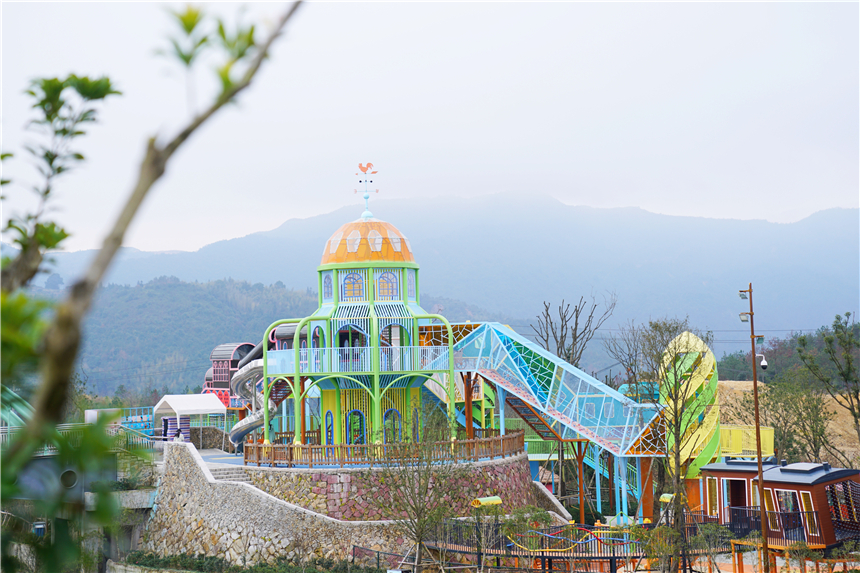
[355,163,379,220]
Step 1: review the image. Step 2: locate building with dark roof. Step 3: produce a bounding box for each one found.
[700,459,860,549]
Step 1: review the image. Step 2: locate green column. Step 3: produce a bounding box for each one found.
[369,270,382,444]
[334,382,343,444]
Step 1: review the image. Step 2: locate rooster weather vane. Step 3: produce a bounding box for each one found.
[355,163,379,220]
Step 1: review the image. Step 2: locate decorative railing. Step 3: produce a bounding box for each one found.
[723,506,824,548]
[273,429,321,445]
[0,423,153,456]
[243,430,525,468]
[455,427,500,440]
[266,345,450,376]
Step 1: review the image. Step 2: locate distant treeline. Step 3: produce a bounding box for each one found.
[716,323,858,383]
[55,277,514,405]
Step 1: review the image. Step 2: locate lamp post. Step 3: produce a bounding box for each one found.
[739,283,769,573]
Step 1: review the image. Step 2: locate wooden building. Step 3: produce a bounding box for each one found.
[700,459,860,549]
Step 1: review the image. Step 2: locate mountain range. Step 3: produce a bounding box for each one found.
[10,194,859,357]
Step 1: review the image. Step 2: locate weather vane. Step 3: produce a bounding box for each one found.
[355,163,379,220]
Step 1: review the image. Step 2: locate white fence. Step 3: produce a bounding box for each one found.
[266,346,450,375]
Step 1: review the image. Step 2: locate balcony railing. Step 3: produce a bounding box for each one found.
[722,506,824,548]
[266,346,450,375]
[243,430,525,468]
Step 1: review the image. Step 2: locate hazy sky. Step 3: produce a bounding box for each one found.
[2,2,857,253]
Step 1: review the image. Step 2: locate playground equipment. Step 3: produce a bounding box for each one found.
[187,167,772,525]
[228,357,280,445]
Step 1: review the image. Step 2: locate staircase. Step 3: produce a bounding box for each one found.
[505,395,562,441]
[208,466,251,483]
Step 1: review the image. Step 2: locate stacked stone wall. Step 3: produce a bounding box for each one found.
[142,444,408,567]
[244,453,540,521]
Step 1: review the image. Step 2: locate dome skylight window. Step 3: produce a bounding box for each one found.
[329,232,343,254]
[346,230,362,253]
[368,230,383,252]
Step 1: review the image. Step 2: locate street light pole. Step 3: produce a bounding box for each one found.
[740,282,769,573]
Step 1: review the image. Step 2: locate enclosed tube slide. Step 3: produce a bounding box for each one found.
[228,359,278,446]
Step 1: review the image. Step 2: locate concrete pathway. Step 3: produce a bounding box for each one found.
[198,448,246,467]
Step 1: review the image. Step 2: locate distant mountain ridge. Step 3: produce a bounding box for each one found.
[14,195,859,353]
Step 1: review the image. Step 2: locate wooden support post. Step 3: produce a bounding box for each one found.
[574,440,588,525]
[464,372,475,439]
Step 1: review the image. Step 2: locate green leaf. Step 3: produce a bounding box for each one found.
[171,4,206,36]
[67,75,121,101]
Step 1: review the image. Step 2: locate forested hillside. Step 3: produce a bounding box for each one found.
[68,277,516,401]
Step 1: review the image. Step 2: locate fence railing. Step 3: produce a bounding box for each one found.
[456,427,501,440]
[721,506,824,548]
[273,429,322,445]
[243,430,525,468]
[0,423,154,457]
[266,345,451,375]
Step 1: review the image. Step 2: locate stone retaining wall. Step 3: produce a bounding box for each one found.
[142,443,409,567]
[244,453,539,521]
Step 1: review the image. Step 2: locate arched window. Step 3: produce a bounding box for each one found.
[347,410,366,445]
[407,271,416,299]
[325,411,334,445]
[323,274,333,299]
[312,327,324,348]
[343,272,363,299]
[383,408,401,443]
[377,272,399,299]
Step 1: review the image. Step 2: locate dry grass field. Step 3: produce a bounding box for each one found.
[718,380,860,467]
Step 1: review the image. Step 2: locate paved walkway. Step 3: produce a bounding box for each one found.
[198,448,245,467]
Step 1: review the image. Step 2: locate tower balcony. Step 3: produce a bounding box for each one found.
[265,345,450,375]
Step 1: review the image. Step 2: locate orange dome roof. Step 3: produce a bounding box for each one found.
[320,218,415,266]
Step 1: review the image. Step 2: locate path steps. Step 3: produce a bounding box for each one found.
[208,467,251,483]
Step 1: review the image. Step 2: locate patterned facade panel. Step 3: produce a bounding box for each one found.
[375,302,412,337]
[451,322,661,457]
[332,303,371,342]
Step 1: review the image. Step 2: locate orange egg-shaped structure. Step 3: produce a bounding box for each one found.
[320,218,416,267]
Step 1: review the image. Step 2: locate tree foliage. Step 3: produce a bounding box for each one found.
[368,402,467,573]
[798,313,860,449]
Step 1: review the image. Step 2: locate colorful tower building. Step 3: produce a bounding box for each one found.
[226,176,460,446]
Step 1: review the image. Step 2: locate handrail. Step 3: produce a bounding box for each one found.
[243,430,526,468]
[0,423,155,456]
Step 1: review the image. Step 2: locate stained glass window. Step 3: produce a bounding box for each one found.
[378,271,399,299]
[325,411,334,445]
[343,272,363,299]
[323,274,332,299]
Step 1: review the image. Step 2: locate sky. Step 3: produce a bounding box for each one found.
[2,2,858,253]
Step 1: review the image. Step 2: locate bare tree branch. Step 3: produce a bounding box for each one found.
[531,292,616,367]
